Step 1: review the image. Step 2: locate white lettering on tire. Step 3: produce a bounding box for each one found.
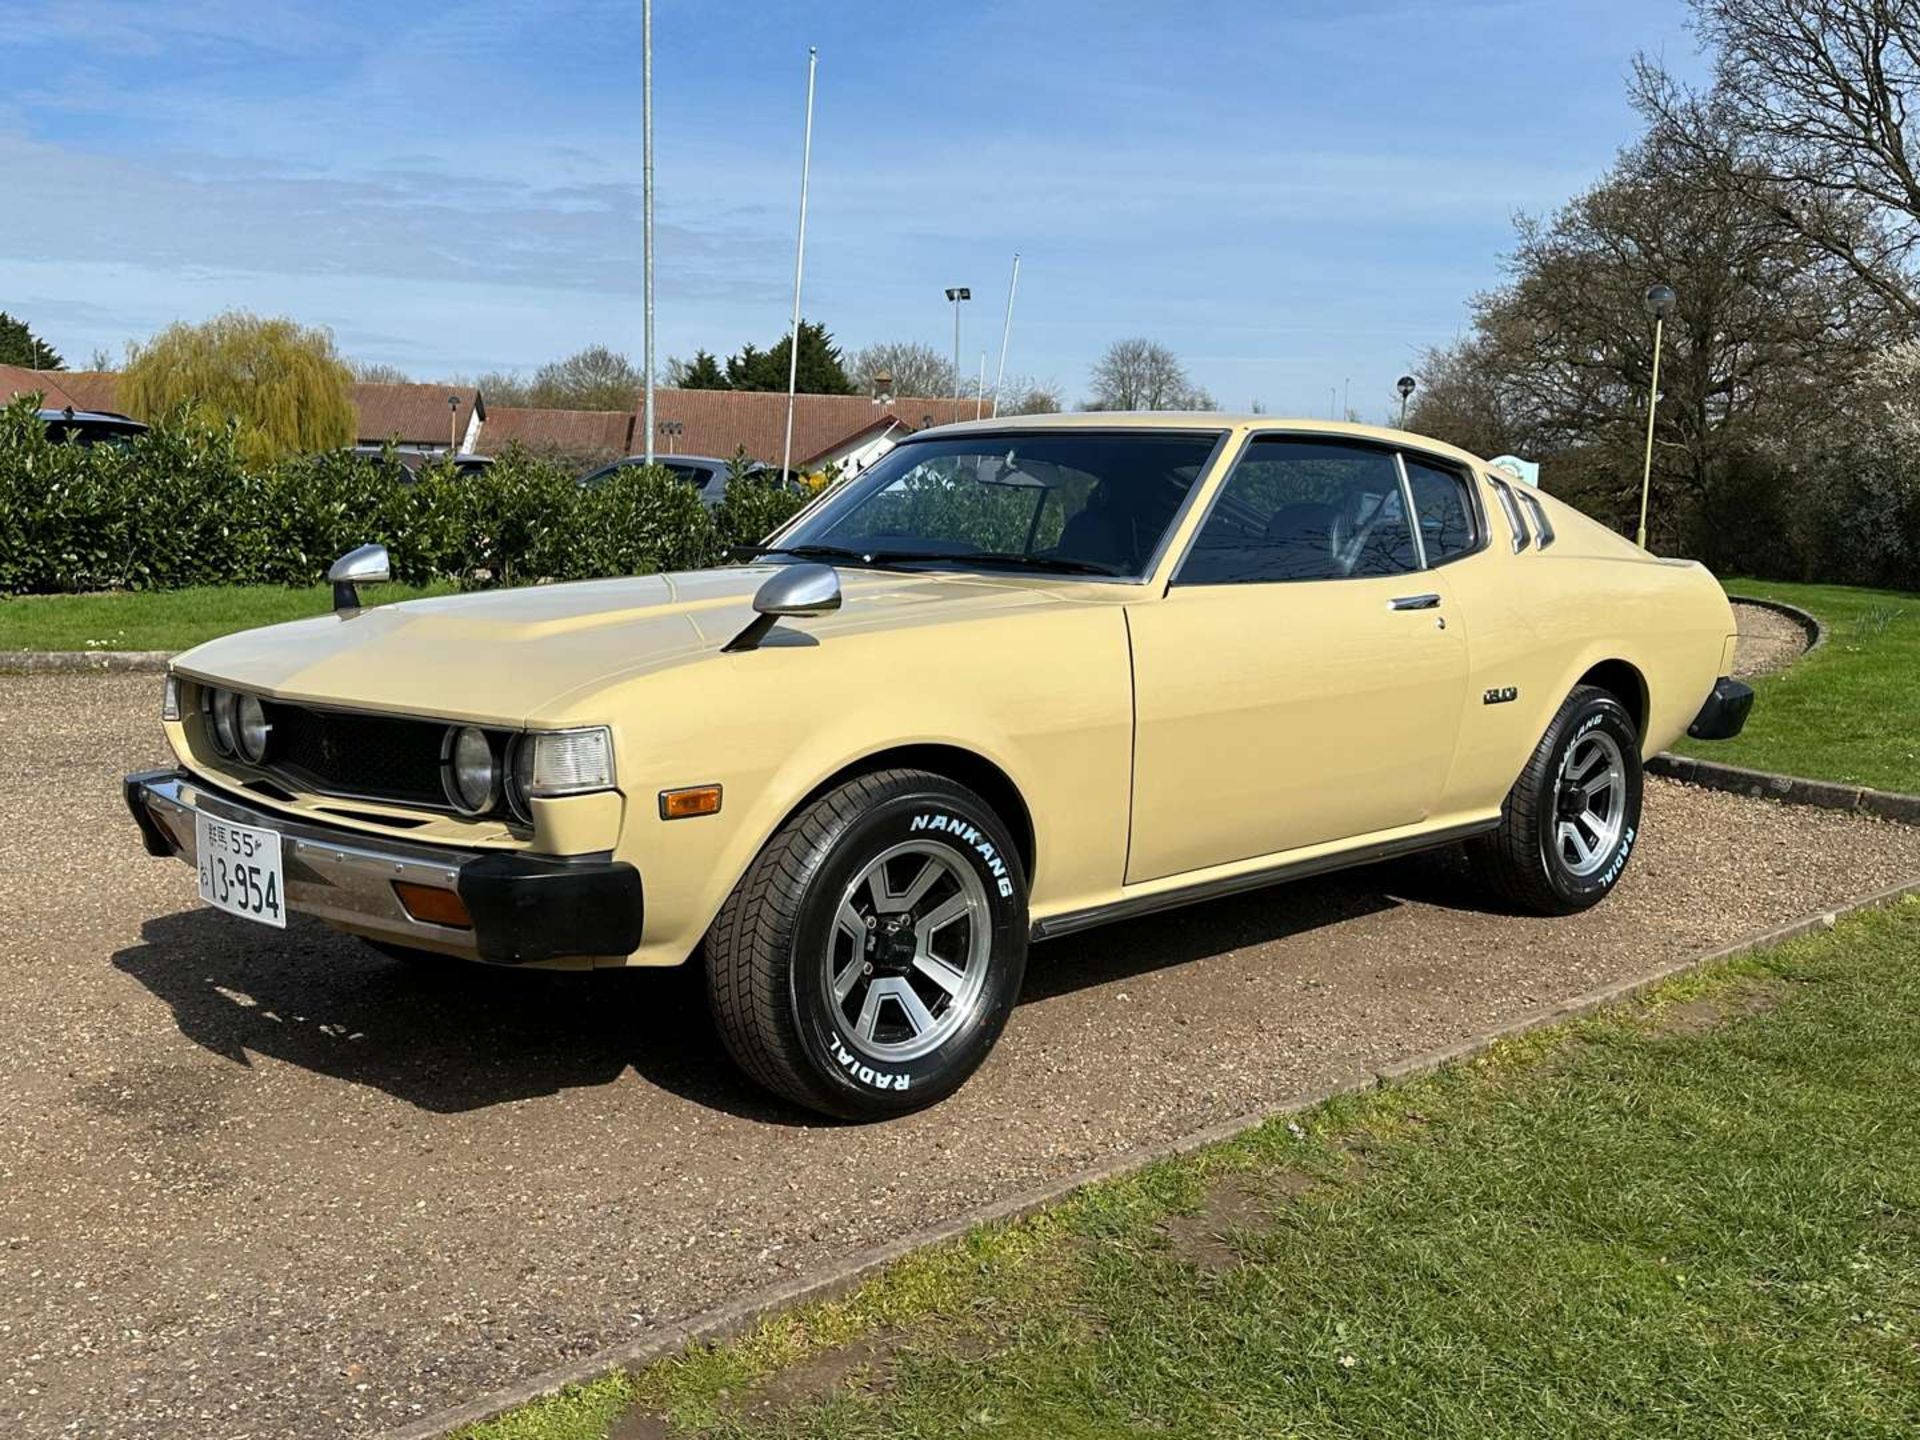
[829,1033,910,1091]
[909,812,1015,898]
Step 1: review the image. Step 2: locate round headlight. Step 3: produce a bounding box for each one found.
[444,726,497,814]
[207,689,240,756]
[237,694,271,763]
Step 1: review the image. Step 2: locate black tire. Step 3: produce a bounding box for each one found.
[1468,685,1644,916]
[706,769,1029,1120]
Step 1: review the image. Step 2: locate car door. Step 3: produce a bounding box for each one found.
[1125,434,1470,883]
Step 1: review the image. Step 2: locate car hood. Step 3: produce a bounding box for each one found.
[171,566,1100,725]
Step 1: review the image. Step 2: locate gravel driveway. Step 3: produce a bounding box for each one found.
[4,673,1918,1439]
[1730,600,1811,678]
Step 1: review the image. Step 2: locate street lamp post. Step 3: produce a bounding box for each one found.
[945,286,970,409]
[1637,282,1677,551]
[642,0,655,467]
[447,394,459,454]
[1396,375,1416,429]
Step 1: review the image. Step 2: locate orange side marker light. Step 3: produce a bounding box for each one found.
[659,784,723,820]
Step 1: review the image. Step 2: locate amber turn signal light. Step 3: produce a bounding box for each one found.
[392,881,472,929]
[659,784,723,820]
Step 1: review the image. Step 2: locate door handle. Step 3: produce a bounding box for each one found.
[1389,593,1442,611]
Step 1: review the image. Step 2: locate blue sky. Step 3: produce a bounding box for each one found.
[2,1,1704,419]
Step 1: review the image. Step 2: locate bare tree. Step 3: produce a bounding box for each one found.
[526,345,646,410]
[848,340,956,398]
[996,374,1065,415]
[1083,338,1214,410]
[1409,116,1884,555]
[1639,0,1920,322]
[350,359,412,384]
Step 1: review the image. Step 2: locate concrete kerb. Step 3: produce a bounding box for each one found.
[1648,752,1920,826]
[1727,593,1828,656]
[380,875,1920,1440]
[0,649,173,675]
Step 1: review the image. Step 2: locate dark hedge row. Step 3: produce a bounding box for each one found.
[0,397,808,595]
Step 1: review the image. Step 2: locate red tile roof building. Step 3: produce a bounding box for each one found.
[5,371,1008,470]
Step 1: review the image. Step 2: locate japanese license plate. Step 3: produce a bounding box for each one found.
[195,813,286,929]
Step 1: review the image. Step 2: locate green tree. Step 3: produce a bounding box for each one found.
[121,311,354,464]
[724,321,855,394]
[0,312,63,370]
[668,348,729,389]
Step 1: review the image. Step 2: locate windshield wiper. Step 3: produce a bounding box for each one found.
[846,549,1123,577]
[732,544,1120,577]
[729,543,919,570]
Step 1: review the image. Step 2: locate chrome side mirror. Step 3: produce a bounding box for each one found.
[328,543,391,613]
[724,562,841,652]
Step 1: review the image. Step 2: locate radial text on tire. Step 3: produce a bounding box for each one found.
[704,768,1030,1119]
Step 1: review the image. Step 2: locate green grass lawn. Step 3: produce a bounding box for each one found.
[1675,577,1920,794]
[466,899,1920,1440]
[0,582,454,653]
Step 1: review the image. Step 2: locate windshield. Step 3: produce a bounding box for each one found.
[774,430,1222,577]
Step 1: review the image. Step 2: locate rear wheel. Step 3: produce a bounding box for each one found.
[706,769,1028,1119]
[1469,685,1643,915]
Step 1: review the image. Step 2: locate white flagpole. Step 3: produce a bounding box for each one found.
[990,251,1020,417]
[642,0,656,466]
[780,47,818,485]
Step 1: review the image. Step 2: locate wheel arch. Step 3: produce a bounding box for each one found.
[1574,657,1649,739]
[789,743,1038,887]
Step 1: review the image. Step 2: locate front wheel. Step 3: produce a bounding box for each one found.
[705,769,1029,1119]
[1468,685,1644,915]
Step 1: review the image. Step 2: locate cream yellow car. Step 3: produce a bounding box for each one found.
[125,415,1753,1118]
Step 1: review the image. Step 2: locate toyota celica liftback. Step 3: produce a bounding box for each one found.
[126,415,1754,1119]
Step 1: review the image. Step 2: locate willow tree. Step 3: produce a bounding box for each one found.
[121,312,355,463]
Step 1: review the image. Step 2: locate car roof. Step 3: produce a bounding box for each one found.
[612,453,734,468]
[38,408,145,425]
[909,412,1489,470]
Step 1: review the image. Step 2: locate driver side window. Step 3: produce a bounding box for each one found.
[1177,437,1418,585]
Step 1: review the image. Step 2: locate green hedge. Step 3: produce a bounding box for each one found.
[0,397,807,594]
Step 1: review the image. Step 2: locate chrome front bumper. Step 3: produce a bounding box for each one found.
[124,769,644,964]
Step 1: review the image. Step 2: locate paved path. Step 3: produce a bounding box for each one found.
[5,674,1919,1438]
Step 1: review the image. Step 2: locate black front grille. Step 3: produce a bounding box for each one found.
[260,701,450,809]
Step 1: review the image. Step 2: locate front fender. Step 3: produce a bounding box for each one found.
[592,605,1135,965]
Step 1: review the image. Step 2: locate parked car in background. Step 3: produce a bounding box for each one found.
[579,452,800,507]
[39,407,148,447]
[125,415,1752,1120]
[347,445,493,482]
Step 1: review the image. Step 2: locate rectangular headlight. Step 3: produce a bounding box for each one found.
[525,727,615,797]
[161,672,181,722]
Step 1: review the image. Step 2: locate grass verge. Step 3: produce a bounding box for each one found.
[0,582,455,653]
[1676,578,1920,794]
[462,898,1920,1440]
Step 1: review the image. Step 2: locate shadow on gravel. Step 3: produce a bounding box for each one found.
[114,849,1489,1120]
[1022,849,1500,1001]
[111,909,808,1122]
